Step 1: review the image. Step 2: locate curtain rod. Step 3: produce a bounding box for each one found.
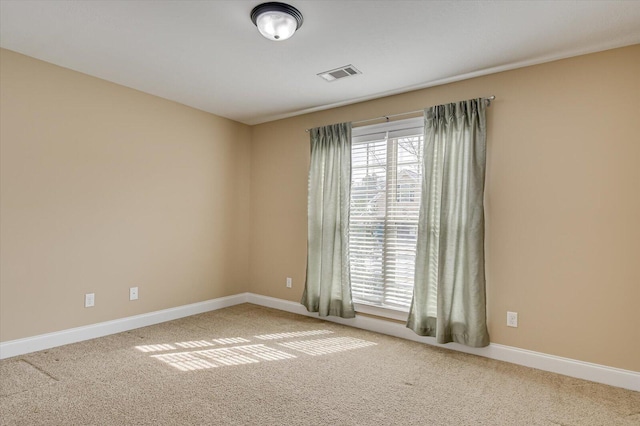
[305,96,495,132]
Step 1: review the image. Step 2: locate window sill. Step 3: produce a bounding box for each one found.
[354,303,409,322]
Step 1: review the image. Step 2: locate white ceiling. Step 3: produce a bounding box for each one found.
[1,1,639,125]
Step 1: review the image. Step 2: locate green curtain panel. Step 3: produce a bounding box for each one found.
[407,99,490,347]
[302,123,355,318]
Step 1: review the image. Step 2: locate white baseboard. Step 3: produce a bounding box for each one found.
[2,291,638,392]
[0,293,249,360]
[245,293,640,392]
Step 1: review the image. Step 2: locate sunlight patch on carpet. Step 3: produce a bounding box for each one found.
[175,340,216,349]
[140,331,374,372]
[135,343,176,353]
[254,329,333,340]
[278,337,376,356]
[211,337,251,345]
[151,345,296,371]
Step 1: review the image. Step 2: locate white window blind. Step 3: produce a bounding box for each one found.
[350,117,424,312]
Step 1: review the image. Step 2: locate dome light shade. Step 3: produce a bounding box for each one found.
[251,2,303,41]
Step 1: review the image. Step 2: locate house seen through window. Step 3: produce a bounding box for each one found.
[350,117,424,314]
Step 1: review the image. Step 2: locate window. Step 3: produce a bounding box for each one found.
[350,117,424,315]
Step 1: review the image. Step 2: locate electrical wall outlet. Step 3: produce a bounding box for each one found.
[85,293,95,308]
[129,287,139,301]
[286,277,292,288]
[507,311,518,327]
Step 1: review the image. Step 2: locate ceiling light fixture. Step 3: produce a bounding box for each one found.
[250,2,303,41]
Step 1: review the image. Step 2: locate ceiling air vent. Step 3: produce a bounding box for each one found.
[318,65,361,82]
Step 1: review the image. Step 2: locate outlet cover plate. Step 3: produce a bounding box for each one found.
[286,277,292,288]
[507,311,518,327]
[85,293,95,308]
[129,287,139,301]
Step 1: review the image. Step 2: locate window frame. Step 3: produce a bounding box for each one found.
[350,117,424,320]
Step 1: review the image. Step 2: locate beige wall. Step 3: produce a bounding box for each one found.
[249,45,640,372]
[0,49,251,341]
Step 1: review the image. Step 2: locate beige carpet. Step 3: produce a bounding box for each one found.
[1,304,638,425]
